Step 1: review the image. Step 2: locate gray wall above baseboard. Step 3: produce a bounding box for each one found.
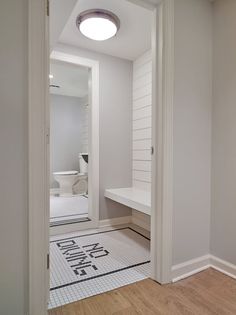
[50,94,87,188]
[173,0,212,265]
[211,0,236,265]
[0,0,28,314]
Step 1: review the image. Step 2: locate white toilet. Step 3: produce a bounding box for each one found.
[53,153,88,196]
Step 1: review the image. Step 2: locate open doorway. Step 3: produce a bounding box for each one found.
[28,0,174,314]
[49,51,100,235]
[49,60,90,226]
[48,0,153,309]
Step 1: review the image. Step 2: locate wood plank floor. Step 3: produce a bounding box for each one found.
[49,268,236,315]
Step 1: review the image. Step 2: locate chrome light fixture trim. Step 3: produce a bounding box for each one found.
[76,9,120,41]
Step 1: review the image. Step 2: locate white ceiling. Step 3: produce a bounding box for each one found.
[57,0,152,61]
[50,61,89,98]
[50,0,77,52]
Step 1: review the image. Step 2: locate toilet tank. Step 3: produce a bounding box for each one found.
[79,153,88,173]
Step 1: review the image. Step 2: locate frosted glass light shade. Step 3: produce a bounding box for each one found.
[76,9,120,41]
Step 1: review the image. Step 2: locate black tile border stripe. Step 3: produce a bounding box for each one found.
[50,227,150,243]
[50,260,150,291]
[50,218,90,228]
[128,227,150,241]
[51,212,89,219]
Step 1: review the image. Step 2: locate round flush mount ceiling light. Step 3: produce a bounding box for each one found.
[76,9,120,41]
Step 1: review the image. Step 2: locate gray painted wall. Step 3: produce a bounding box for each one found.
[55,44,133,220]
[0,0,28,314]
[173,0,212,265]
[50,94,86,188]
[0,3,131,312]
[3,1,236,313]
[211,0,236,265]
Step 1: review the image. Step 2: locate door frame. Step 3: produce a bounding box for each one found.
[127,0,174,284]
[49,51,100,235]
[28,1,50,314]
[28,0,174,314]
[151,0,174,284]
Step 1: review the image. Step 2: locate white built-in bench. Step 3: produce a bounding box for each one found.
[104,187,151,216]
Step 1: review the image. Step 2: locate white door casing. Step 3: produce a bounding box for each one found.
[28,0,174,313]
[49,51,100,235]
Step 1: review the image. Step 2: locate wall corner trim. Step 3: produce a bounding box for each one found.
[172,254,236,282]
[172,255,211,282]
[210,255,236,279]
[132,210,151,231]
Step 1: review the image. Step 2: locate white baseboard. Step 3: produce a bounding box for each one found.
[50,188,60,195]
[131,209,150,231]
[210,255,236,279]
[172,255,211,282]
[172,254,236,282]
[99,216,132,228]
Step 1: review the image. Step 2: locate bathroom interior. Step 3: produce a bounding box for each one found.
[50,60,90,226]
[49,0,153,310]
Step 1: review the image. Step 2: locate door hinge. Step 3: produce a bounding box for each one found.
[46,128,50,144]
[151,146,154,155]
[46,0,49,16]
[47,253,50,269]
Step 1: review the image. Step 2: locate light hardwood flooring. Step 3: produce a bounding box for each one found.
[49,268,236,315]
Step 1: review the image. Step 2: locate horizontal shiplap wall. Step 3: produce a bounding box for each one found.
[132,50,152,191]
[81,96,89,153]
[81,105,88,153]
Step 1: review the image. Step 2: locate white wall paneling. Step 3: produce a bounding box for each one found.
[133,150,152,161]
[133,61,152,79]
[81,97,89,153]
[132,50,152,191]
[133,170,152,182]
[133,139,152,150]
[133,161,152,172]
[134,94,152,109]
[133,106,152,120]
[133,180,151,191]
[133,117,152,130]
[132,209,151,231]
[133,128,152,140]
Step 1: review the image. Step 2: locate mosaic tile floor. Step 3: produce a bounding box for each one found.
[50,195,88,225]
[49,227,151,309]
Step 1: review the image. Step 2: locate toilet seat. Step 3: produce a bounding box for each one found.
[54,170,78,176]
